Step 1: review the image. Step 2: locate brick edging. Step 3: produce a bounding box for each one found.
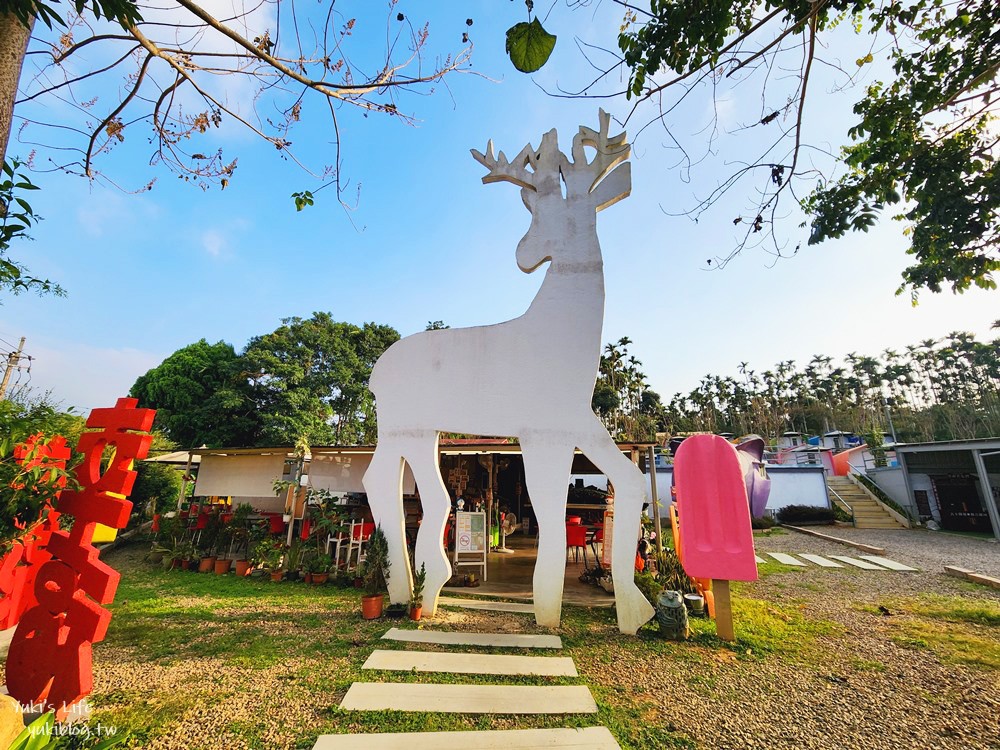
[944,566,1000,590]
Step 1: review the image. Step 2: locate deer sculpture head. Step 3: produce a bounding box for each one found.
[471,109,631,273]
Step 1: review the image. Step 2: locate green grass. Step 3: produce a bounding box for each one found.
[859,594,1000,671]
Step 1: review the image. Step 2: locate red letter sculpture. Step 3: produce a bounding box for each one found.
[5,398,154,720]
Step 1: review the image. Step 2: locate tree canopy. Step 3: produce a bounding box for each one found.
[243,313,398,446]
[129,338,260,448]
[536,0,999,297]
[663,327,1000,442]
[130,314,399,449]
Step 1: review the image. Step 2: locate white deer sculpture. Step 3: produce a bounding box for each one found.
[362,110,655,634]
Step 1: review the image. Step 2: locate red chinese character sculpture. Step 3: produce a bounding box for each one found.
[5,398,154,720]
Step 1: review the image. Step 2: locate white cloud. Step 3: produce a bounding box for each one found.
[201,229,227,257]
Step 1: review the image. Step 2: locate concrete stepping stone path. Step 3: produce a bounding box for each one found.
[767,552,807,566]
[340,683,598,714]
[381,627,562,649]
[858,555,918,571]
[827,555,889,570]
[363,649,578,677]
[319,627,611,749]
[797,554,844,568]
[314,726,621,749]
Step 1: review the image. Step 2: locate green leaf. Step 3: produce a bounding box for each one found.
[505,18,556,73]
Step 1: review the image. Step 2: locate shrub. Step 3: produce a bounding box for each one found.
[751,515,775,529]
[776,505,835,525]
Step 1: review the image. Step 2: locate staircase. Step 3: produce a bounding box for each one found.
[827,475,907,529]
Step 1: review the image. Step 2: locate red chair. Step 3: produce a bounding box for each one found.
[566,524,588,564]
[567,516,583,525]
[590,527,603,559]
[267,514,286,535]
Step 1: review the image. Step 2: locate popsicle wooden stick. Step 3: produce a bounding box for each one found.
[712,579,734,641]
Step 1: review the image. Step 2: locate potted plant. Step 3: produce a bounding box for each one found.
[227,503,257,576]
[361,525,390,619]
[304,552,332,584]
[197,512,222,572]
[409,562,426,621]
[254,540,286,582]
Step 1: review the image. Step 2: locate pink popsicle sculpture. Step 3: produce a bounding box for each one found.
[674,434,758,640]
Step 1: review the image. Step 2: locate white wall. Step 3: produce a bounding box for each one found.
[765,466,829,512]
[865,467,912,514]
[648,465,827,518]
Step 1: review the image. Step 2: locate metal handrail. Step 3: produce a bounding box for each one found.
[827,486,855,527]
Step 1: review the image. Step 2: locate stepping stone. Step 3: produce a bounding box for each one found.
[363,649,577,677]
[797,554,844,568]
[754,555,766,564]
[766,552,807,566]
[381,627,562,649]
[858,555,918,572]
[438,597,535,614]
[340,683,598,714]
[313,726,621,749]
[828,555,888,570]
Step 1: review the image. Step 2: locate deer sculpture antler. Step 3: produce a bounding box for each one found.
[471,110,629,209]
[470,140,540,191]
[570,109,630,194]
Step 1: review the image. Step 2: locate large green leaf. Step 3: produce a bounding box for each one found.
[505,18,556,73]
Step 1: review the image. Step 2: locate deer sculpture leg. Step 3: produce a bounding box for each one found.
[578,420,656,634]
[403,434,453,616]
[521,439,576,628]
[363,437,413,607]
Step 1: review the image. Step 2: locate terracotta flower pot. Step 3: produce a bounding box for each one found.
[235,560,252,577]
[214,558,232,575]
[303,572,313,584]
[270,571,284,582]
[311,573,329,585]
[171,558,181,570]
[361,594,384,620]
[409,606,422,621]
[180,559,192,570]
[198,556,217,573]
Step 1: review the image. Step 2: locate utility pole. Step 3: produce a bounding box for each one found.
[0,336,25,400]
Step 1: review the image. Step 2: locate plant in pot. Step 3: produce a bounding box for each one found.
[304,552,332,584]
[360,525,390,619]
[409,562,426,621]
[254,539,286,581]
[197,512,222,572]
[229,502,257,576]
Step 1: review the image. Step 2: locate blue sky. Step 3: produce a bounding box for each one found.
[2,1,996,414]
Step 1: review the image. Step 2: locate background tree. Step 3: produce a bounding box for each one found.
[129,338,260,448]
[592,336,667,441]
[239,313,398,445]
[662,328,1000,442]
[130,430,183,515]
[539,0,998,297]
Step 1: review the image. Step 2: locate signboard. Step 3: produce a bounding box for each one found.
[455,510,486,554]
[453,511,487,581]
[601,510,614,568]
